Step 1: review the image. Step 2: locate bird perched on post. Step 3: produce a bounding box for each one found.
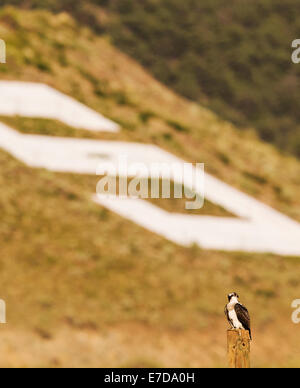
[225,292,252,340]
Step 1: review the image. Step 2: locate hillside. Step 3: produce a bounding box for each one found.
[1,6,300,222]
[2,0,300,158]
[0,7,300,367]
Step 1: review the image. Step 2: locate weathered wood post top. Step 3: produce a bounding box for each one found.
[227,329,251,368]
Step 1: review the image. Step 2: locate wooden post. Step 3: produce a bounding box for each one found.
[227,329,250,368]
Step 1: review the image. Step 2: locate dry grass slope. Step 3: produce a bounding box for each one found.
[1,7,300,221]
[0,7,300,367]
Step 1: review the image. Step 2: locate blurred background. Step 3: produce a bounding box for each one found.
[0,0,300,367]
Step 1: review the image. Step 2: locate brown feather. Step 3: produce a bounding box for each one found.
[234,303,252,340]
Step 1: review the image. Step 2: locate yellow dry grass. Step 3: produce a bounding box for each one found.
[0,7,300,367]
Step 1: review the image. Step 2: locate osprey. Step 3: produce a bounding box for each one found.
[225,292,252,340]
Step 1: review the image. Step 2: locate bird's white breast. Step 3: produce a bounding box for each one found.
[229,309,243,329]
[227,300,244,330]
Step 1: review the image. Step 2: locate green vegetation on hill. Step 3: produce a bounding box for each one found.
[102,0,300,157]
[2,0,300,157]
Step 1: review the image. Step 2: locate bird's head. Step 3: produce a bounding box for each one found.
[228,292,239,302]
